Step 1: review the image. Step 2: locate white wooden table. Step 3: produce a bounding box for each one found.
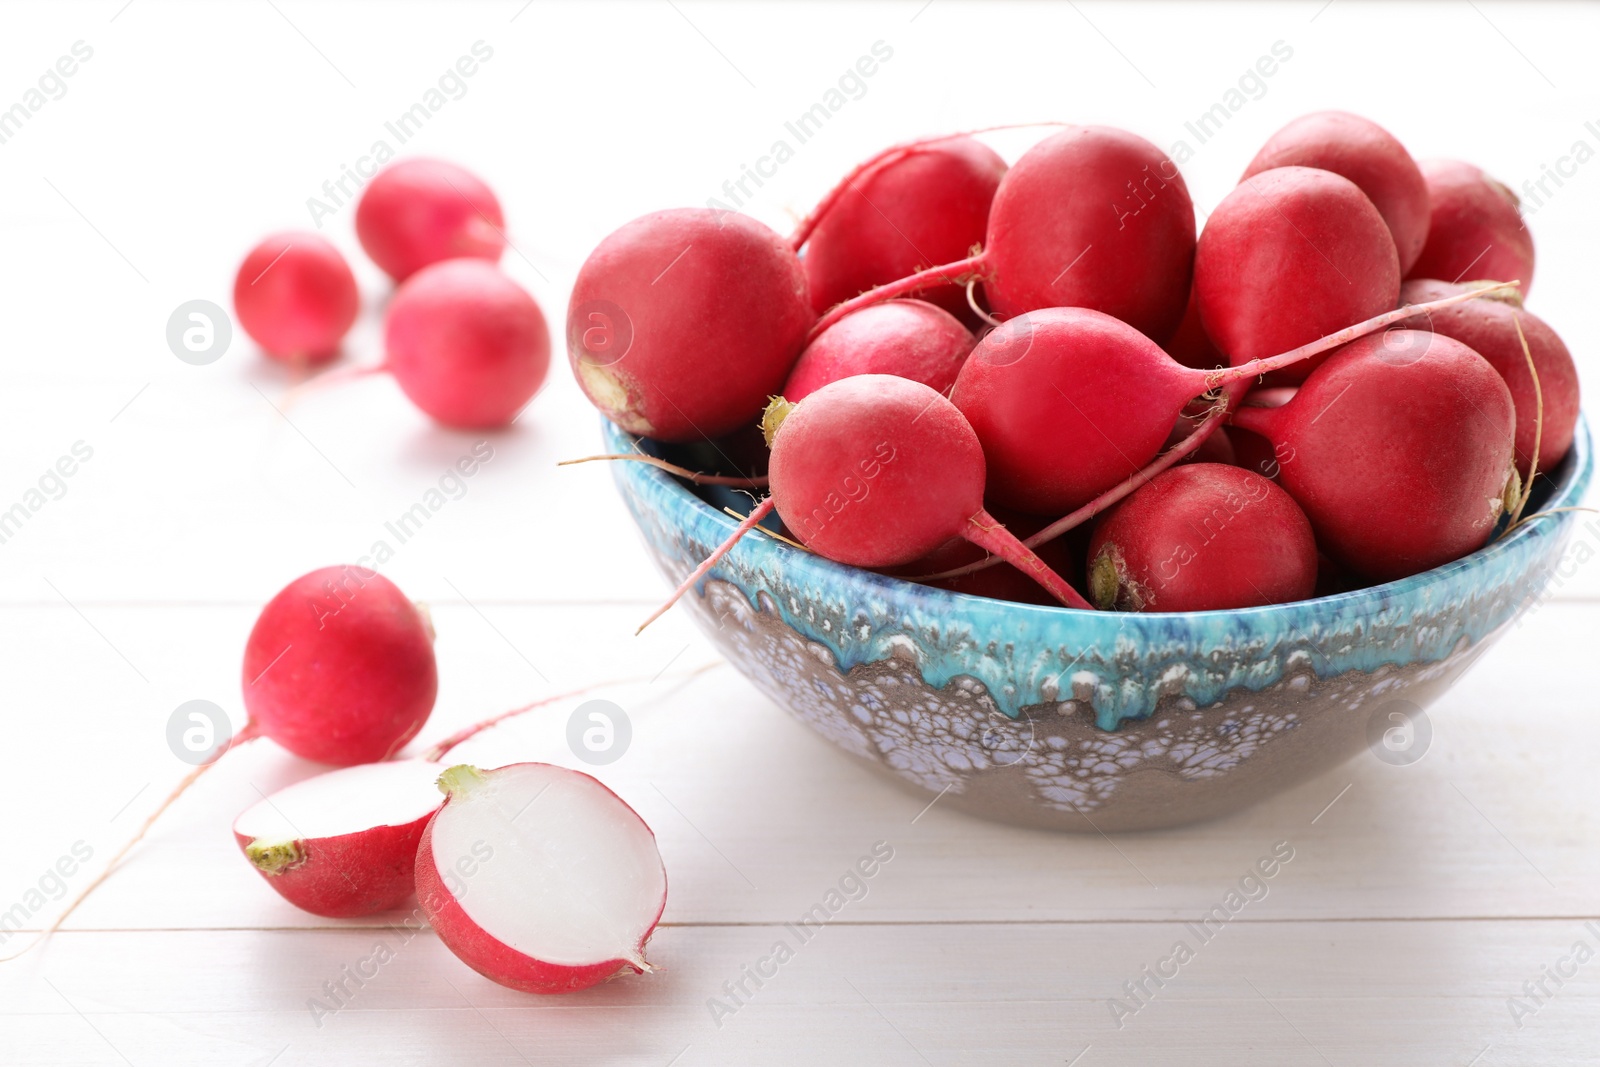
[1,2,1596,1063]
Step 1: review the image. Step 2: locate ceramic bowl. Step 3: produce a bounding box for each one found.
[608,418,1593,831]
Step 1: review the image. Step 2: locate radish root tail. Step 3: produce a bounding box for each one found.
[0,722,262,963]
[637,496,778,634]
[558,453,769,488]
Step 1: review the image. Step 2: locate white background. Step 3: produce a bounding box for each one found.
[1,1,1597,1064]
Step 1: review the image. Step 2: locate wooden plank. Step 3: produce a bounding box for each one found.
[3,923,1595,1066]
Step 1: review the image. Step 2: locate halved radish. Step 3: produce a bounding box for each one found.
[417,763,666,994]
[233,759,446,918]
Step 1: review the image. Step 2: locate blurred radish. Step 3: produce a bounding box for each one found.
[233,232,358,366]
[1409,160,1534,292]
[802,137,1006,324]
[1399,279,1578,477]
[1087,463,1317,612]
[1196,166,1400,381]
[1242,111,1430,273]
[783,300,974,401]
[568,209,812,442]
[418,763,667,994]
[384,258,551,427]
[1231,329,1516,581]
[234,759,445,918]
[356,158,506,282]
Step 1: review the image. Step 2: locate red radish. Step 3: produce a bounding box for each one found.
[782,300,974,402]
[639,374,1093,630]
[417,763,666,994]
[1409,160,1534,291]
[1167,283,1226,370]
[1087,463,1317,612]
[802,137,1007,324]
[807,127,1195,343]
[233,759,445,918]
[1242,111,1430,273]
[1228,387,1296,479]
[1196,166,1400,381]
[1398,279,1578,476]
[567,208,812,442]
[951,308,1214,515]
[917,281,1516,587]
[1231,329,1516,581]
[232,232,358,366]
[356,158,506,282]
[243,565,438,766]
[765,376,1086,597]
[3,564,442,958]
[384,258,550,427]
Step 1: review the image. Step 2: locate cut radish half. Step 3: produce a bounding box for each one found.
[233,759,446,918]
[417,763,667,994]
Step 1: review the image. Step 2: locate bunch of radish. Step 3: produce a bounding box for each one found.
[565,114,1579,621]
[232,158,552,429]
[13,564,669,996]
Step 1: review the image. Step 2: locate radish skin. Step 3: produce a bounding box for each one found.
[1409,159,1534,293]
[356,158,506,282]
[384,258,551,428]
[803,138,1006,324]
[417,764,666,994]
[1398,279,1578,477]
[1242,111,1430,273]
[568,209,812,442]
[242,565,438,766]
[1087,463,1317,612]
[1231,329,1516,581]
[1196,166,1400,382]
[233,232,359,366]
[783,300,975,402]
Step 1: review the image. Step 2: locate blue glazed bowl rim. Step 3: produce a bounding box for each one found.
[607,414,1593,624]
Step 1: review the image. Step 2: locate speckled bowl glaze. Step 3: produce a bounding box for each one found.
[608,418,1593,831]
